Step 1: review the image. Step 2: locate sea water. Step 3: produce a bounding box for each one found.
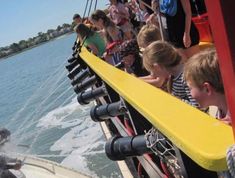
[0,34,122,178]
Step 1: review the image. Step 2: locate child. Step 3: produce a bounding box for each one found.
[119,39,149,77]
[184,48,231,125]
[90,10,124,64]
[143,41,198,107]
[90,10,123,43]
[137,24,161,49]
[136,24,168,88]
[74,23,106,57]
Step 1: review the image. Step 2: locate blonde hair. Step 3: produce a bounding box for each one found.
[137,24,161,48]
[184,48,224,93]
[143,41,182,72]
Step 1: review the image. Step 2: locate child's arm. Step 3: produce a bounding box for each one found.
[139,75,165,88]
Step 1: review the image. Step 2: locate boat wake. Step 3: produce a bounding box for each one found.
[38,98,105,177]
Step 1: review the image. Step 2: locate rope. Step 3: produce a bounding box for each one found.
[145,127,184,177]
[87,0,93,18]
[82,0,90,21]
[94,0,98,11]
[226,145,235,177]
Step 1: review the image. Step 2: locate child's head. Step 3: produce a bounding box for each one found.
[74,23,94,40]
[184,48,224,108]
[90,10,114,29]
[119,39,140,67]
[137,24,161,48]
[143,41,181,77]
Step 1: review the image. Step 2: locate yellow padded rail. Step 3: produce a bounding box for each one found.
[199,41,214,50]
[80,48,234,171]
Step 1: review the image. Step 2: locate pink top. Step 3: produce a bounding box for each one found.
[109,3,129,25]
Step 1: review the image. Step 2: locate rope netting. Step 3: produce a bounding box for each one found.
[145,127,187,178]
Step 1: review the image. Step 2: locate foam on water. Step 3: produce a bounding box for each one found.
[49,120,104,154]
[36,97,85,129]
[54,124,105,177]
[36,97,105,177]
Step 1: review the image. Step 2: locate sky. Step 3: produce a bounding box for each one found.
[0,0,109,48]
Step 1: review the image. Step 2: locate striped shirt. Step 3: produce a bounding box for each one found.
[171,72,199,107]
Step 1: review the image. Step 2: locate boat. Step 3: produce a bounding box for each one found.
[64,0,235,178]
[2,153,91,178]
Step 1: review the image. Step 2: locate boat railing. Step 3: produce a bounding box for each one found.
[78,47,234,172]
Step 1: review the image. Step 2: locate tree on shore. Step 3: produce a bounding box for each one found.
[57,25,62,31]
[10,43,20,52]
[47,29,54,34]
[62,23,71,28]
[19,40,28,49]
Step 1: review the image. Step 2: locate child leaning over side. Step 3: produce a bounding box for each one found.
[90,10,124,65]
[137,24,168,88]
[143,41,198,107]
[119,39,149,77]
[74,23,106,57]
[137,24,162,49]
[184,48,231,125]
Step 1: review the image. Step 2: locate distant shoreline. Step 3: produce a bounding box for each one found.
[0,32,74,61]
[0,22,74,60]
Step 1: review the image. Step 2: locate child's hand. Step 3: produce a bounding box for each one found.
[220,116,231,126]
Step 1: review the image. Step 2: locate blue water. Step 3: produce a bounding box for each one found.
[0,34,121,178]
